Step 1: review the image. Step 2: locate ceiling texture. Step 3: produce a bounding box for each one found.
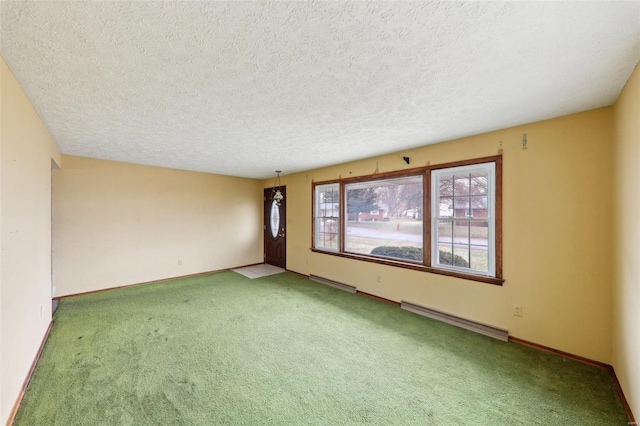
[1,1,639,179]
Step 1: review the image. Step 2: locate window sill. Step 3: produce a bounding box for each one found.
[310,248,504,286]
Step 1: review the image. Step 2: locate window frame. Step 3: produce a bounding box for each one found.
[431,162,496,277]
[311,155,503,286]
[313,181,341,252]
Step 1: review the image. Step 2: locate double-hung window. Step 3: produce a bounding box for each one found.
[314,183,340,251]
[431,163,495,277]
[312,156,502,285]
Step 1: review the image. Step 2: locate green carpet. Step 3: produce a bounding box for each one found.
[15,271,627,425]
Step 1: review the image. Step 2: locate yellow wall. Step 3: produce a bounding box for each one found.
[269,108,615,363]
[0,57,61,424]
[53,155,263,296]
[612,63,640,417]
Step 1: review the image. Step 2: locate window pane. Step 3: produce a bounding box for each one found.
[470,172,488,195]
[470,220,489,246]
[438,219,453,240]
[454,174,470,196]
[438,243,453,265]
[453,221,469,246]
[471,196,488,218]
[452,245,470,267]
[453,197,469,218]
[345,175,423,262]
[438,197,453,217]
[470,247,489,273]
[438,176,453,196]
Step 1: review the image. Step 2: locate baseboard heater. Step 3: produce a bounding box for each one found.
[309,275,357,293]
[401,301,509,341]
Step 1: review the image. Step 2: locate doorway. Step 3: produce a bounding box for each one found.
[264,187,286,269]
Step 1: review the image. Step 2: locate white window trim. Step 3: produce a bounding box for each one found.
[314,183,340,252]
[431,162,496,277]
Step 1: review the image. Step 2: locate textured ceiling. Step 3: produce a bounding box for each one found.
[1,1,639,179]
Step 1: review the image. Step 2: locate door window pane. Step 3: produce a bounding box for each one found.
[270,200,280,238]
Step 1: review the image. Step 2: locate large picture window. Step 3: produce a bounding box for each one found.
[311,156,503,285]
[345,176,423,262]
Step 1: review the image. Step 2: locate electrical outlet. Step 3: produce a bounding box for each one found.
[513,305,523,317]
[376,275,381,283]
[178,259,182,266]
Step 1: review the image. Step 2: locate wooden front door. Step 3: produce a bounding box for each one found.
[264,187,286,269]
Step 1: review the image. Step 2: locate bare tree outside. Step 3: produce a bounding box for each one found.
[345,177,423,261]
